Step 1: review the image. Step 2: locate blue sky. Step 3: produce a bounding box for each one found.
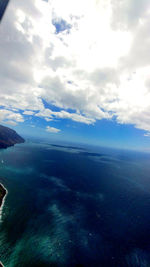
[1,0,150,151]
[13,121,150,151]
[3,101,150,151]
[52,18,72,34]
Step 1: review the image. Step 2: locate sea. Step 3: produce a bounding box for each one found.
[0,140,150,267]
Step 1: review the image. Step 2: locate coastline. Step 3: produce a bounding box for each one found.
[0,183,7,267]
[0,183,7,220]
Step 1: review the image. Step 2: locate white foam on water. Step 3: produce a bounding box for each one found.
[0,183,8,223]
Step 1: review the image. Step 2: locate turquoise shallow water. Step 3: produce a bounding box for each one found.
[0,142,150,266]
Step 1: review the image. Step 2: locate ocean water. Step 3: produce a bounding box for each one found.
[0,142,150,266]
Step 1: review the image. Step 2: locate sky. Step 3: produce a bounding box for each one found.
[0,0,150,150]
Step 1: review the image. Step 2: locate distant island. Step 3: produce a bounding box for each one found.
[0,124,25,149]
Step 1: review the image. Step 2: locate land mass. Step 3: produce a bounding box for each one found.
[0,184,6,209]
[0,124,25,149]
[0,184,6,267]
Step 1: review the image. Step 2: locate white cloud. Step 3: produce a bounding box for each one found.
[36,108,95,124]
[0,109,24,125]
[0,0,150,133]
[53,110,95,125]
[111,0,150,30]
[144,133,150,137]
[23,110,35,115]
[46,126,60,133]
[4,121,18,126]
[45,118,53,122]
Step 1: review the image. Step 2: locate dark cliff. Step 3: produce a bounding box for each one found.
[0,124,25,149]
[0,183,6,207]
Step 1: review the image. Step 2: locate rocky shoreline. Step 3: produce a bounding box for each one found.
[0,184,7,209]
[0,184,7,267]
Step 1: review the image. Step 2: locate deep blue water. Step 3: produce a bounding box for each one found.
[0,141,150,266]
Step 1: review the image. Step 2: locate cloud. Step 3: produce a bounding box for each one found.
[46,126,60,133]
[36,108,95,124]
[0,109,24,125]
[53,110,95,124]
[111,0,150,30]
[45,118,53,122]
[23,110,35,115]
[4,120,18,126]
[0,0,150,133]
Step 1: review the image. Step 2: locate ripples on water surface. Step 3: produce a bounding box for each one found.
[0,142,150,266]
